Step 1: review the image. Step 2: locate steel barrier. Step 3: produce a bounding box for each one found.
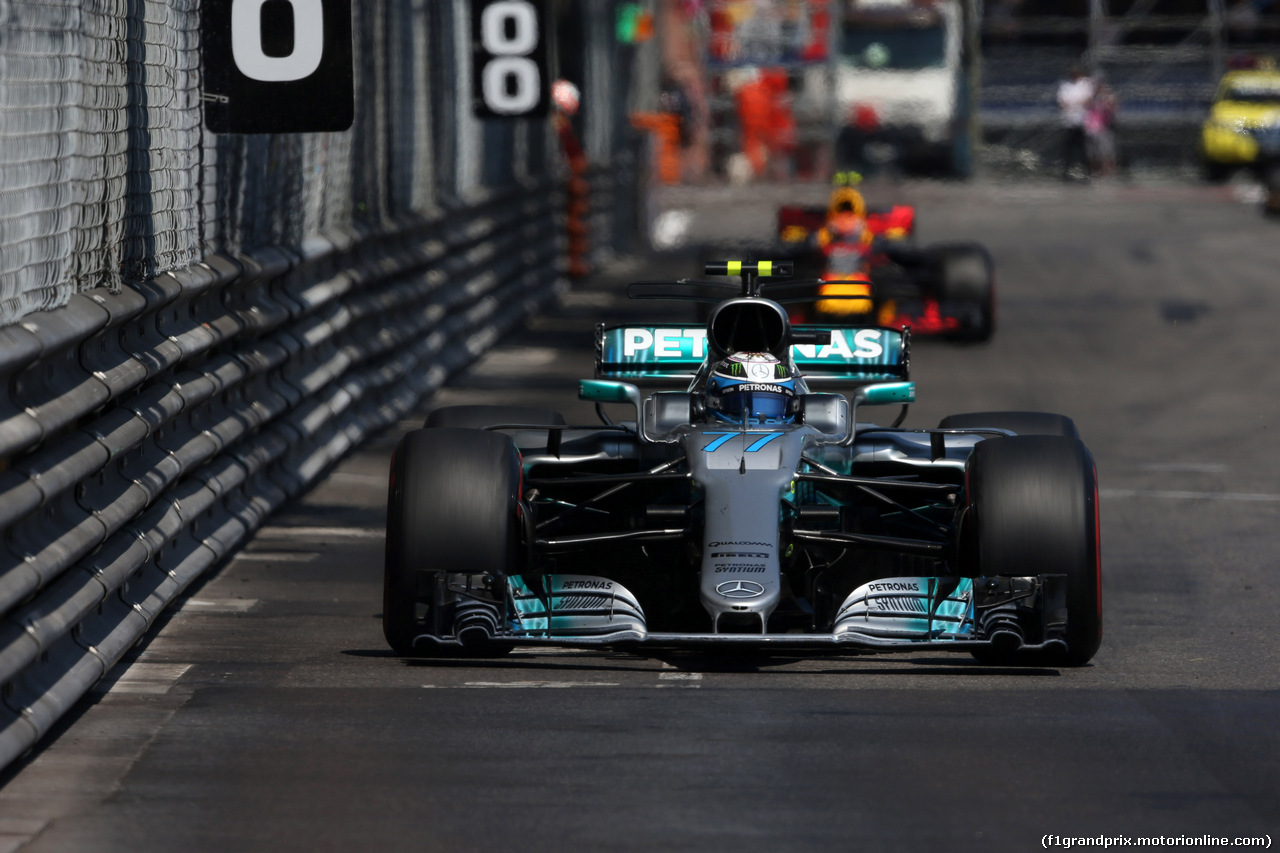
[0,180,571,769]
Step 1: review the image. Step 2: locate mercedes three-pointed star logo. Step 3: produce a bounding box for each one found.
[716,580,766,599]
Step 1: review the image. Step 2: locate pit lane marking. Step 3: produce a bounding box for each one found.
[1102,488,1280,502]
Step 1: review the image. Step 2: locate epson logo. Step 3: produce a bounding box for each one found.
[711,552,769,559]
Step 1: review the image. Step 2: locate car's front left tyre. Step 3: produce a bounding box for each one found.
[383,428,522,656]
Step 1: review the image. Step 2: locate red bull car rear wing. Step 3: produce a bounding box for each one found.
[595,323,909,384]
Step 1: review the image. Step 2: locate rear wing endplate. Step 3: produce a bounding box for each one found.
[596,324,909,384]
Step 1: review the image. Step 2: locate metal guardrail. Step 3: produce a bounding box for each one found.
[0,180,569,768]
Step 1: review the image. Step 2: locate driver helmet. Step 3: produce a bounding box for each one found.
[706,352,798,424]
[827,186,866,220]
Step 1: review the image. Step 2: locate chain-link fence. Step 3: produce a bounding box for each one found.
[1,0,644,329]
[0,0,647,769]
[979,2,1280,174]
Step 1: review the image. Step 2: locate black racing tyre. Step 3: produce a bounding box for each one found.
[383,428,522,656]
[1263,162,1280,217]
[964,435,1101,666]
[938,411,1079,440]
[425,405,564,430]
[933,243,995,342]
[1200,158,1232,183]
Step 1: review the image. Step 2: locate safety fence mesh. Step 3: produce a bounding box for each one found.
[2,0,639,328]
[0,0,645,770]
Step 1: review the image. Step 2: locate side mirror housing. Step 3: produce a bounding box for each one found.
[853,381,916,407]
[578,379,641,405]
[579,380,644,435]
[798,393,849,440]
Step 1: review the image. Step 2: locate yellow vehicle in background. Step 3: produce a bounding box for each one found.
[1199,65,1280,178]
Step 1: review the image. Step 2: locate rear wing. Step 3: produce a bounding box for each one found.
[777,204,916,243]
[596,323,909,384]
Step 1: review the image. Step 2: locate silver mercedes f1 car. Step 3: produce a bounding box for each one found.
[384,260,1102,665]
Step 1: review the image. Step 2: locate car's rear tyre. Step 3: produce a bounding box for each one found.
[425,405,564,430]
[1263,162,1280,217]
[964,435,1101,666]
[934,243,995,342]
[938,411,1079,440]
[1200,158,1232,183]
[384,428,522,656]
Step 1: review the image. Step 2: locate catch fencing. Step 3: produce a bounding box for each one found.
[0,0,644,768]
[978,5,1280,173]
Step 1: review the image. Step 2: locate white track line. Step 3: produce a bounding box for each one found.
[0,818,49,853]
[1102,488,1280,502]
[180,599,258,613]
[231,551,318,562]
[257,526,384,539]
[326,472,386,485]
[459,681,621,688]
[93,663,192,695]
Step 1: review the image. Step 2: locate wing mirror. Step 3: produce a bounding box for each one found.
[853,381,916,406]
[580,379,647,439]
[579,379,641,405]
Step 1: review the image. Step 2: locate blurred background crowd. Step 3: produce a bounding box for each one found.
[626,0,1280,191]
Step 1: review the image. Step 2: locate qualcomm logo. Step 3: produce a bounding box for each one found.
[716,580,766,599]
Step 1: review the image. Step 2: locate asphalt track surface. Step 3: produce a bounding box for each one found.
[1,179,1277,852]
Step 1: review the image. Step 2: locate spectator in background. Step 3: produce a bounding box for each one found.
[733,67,773,179]
[730,66,796,182]
[1085,80,1118,178]
[836,103,882,176]
[1057,65,1095,182]
[552,80,591,277]
[761,68,796,180]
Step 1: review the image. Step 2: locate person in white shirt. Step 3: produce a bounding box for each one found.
[1057,66,1096,181]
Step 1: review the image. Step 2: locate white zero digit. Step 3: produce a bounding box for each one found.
[481,0,538,55]
[231,0,325,83]
[482,56,540,114]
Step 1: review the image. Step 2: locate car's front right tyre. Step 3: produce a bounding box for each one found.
[964,434,1102,666]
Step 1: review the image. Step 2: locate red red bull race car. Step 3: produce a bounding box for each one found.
[775,187,996,342]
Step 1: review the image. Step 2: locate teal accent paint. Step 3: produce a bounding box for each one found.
[596,324,907,383]
[700,431,785,452]
[859,381,915,406]
[579,379,637,403]
[745,432,784,452]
